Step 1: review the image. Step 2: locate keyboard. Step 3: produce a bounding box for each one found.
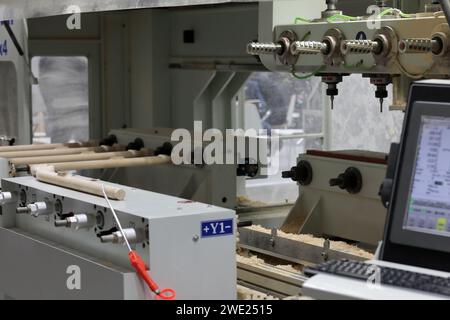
[304,259,450,297]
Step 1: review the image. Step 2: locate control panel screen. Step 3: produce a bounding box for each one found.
[404,116,450,237]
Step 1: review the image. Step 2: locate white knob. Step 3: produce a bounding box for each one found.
[67,214,94,229]
[0,192,12,205]
[28,201,49,217]
[100,228,145,244]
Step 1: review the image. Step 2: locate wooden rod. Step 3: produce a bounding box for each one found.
[0,140,98,153]
[0,143,65,152]
[47,155,171,172]
[35,169,126,200]
[10,149,152,166]
[32,155,171,200]
[0,145,124,159]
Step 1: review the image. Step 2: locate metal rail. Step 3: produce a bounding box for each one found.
[0,0,260,19]
[239,228,371,266]
[237,261,307,298]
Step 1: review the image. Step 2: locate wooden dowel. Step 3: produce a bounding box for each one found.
[0,140,99,153]
[31,155,170,200]
[10,149,152,165]
[0,145,124,159]
[0,147,94,158]
[0,143,66,152]
[48,155,171,172]
[35,169,126,200]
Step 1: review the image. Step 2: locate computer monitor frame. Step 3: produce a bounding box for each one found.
[389,101,450,253]
[381,80,450,272]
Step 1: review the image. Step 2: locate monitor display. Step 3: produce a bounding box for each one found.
[404,116,450,237]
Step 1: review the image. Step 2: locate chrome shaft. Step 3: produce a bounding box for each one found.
[291,41,328,55]
[341,40,380,54]
[246,42,283,55]
[399,38,441,54]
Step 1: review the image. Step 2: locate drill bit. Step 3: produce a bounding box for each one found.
[380,98,384,113]
[330,96,335,110]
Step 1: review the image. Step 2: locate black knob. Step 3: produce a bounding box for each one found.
[237,158,259,178]
[96,226,118,238]
[154,142,173,156]
[282,160,313,186]
[329,167,362,194]
[378,178,393,209]
[237,221,253,228]
[126,138,144,151]
[99,134,118,147]
[375,86,388,99]
[326,87,338,97]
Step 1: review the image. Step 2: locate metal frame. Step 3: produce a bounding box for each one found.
[0,0,260,19]
[239,228,370,266]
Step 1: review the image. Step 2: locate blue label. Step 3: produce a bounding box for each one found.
[201,219,234,238]
[0,40,8,56]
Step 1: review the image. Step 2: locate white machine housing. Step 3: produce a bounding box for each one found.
[0,176,236,299]
[282,150,387,246]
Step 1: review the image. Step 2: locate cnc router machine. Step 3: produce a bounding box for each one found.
[0,0,450,300]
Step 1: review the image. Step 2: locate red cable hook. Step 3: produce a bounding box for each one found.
[128,251,176,300]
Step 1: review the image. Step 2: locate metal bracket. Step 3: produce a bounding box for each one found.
[374,26,398,66]
[322,28,345,66]
[277,30,299,66]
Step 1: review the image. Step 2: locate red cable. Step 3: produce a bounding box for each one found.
[128,251,176,300]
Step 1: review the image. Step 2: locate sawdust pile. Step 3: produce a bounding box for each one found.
[236,195,267,207]
[237,285,279,300]
[236,253,299,274]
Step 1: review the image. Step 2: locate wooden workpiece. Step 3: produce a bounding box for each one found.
[31,155,171,200]
[10,148,152,165]
[43,155,171,172]
[0,145,125,159]
[35,169,126,200]
[0,140,98,152]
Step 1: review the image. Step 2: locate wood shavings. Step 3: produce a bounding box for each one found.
[237,252,266,265]
[247,225,374,260]
[237,285,279,300]
[236,195,267,208]
[236,253,299,274]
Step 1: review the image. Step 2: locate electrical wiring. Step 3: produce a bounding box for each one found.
[301,30,312,41]
[101,184,132,252]
[291,31,324,80]
[393,36,435,80]
[294,8,412,26]
[343,59,376,71]
[291,65,326,80]
[378,8,413,19]
[327,14,358,23]
[294,17,312,24]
